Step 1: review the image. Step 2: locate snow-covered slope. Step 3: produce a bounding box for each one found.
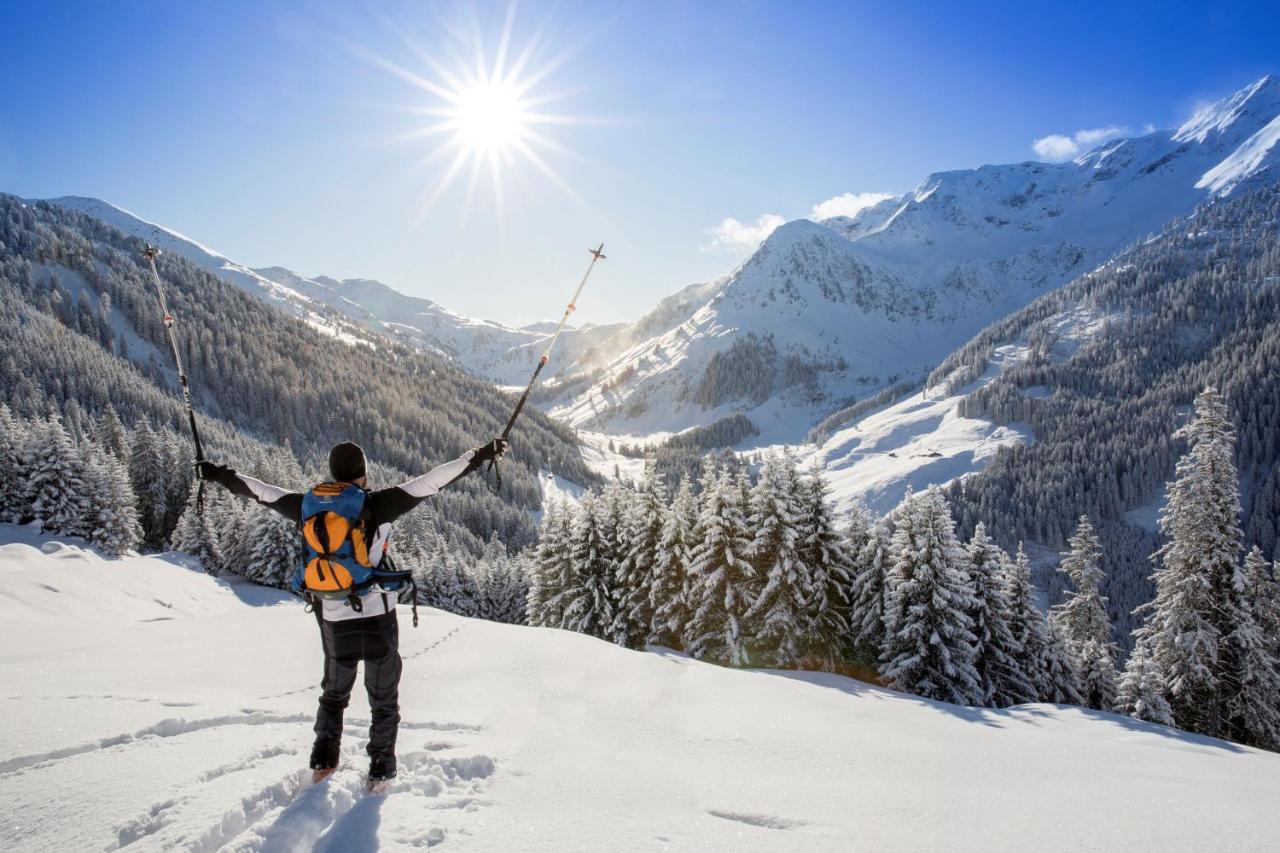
[3,525,1278,852]
[803,305,1118,516]
[553,76,1280,442]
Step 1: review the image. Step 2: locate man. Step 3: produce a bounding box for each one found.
[198,437,507,785]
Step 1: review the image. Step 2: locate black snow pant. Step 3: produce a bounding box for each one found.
[313,609,402,763]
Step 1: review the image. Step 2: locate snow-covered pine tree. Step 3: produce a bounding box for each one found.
[160,431,195,541]
[171,487,225,574]
[967,523,1034,707]
[128,423,170,549]
[684,465,755,663]
[95,404,130,461]
[648,476,697,649]
[0,405,28,522]
[1000,544,1051,702]
[597,482,633,644]
[1224,546,1280,750]
[742,453,812,668]
[561,492,614,639]
[1050,516,1118,710]
[615,464,666,648]
[795,462,853,668]
[1134,386,1248,738]
[22,413,91,538]
[83,440,142,556]
[1041,620,1085,705]
[242,503,299,587]
[1116,641,1175,725]
[847,514,890,668]
[880,487,982,705]
[528,500,574,628]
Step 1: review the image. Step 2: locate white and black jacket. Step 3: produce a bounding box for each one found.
[206,450,478,621]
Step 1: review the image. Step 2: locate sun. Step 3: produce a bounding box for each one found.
[449,79,529,155]
[357,6,593,219]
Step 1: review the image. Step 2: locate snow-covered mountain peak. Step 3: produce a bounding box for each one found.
[1173,74,1280,144]
[550,76,1280,441]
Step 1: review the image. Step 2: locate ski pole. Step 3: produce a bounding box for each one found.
[143,244,207,509]
[491,243,606,490]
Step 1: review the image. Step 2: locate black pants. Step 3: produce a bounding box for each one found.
[314,609,402,762]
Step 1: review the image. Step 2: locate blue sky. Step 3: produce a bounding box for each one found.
[2,1,1276,325]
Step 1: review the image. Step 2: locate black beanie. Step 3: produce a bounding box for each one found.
[328,441,367,482]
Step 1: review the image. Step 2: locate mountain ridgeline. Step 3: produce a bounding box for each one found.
[934,184,1280,641]
[0,195,596,556]
[548,76,1280,444]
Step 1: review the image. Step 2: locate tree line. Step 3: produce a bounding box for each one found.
[525,387,1280,752]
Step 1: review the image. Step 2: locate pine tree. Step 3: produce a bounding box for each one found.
[685,467,755,663]
[847,515,890,668]
[84,441,142,556]
[1225,546,1280,749]
[1134,387,1247,737]
[0,405,27,522]
[880,488,982,705]
[529,501,574,628]
[1116,641,1175,725]
[171,488,224,574]
[795,462,853,668]
[616,465,666,648]
[743,453,811,668]
[95,404,130,460]
[1001,545,1051,704]
[1051,517,1118,710]
[22,414,91,537]
[1041,621,1084,705]
[128,423,170,549]
[967,523,1034,707]
[243,505,299,587]
[649,476,697,648]
[561,493,614,639]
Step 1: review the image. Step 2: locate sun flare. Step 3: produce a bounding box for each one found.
[361,7,594,219]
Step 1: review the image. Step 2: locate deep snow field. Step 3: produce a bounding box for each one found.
[2,525,1278,853]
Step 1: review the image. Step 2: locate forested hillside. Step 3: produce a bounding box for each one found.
[0,195,595,556]
[931,185,1280,640]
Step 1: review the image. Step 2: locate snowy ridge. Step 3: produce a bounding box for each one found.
[3,524,1279,852]
[39,196,620,385]
[550,76,1280,443]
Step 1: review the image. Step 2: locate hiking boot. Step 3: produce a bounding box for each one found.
[368,753,397,781]
[309,738,340,771]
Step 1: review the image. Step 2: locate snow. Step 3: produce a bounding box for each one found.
[3,524,1278,852]
[800,305,1118,515]
[544,77,1280,447]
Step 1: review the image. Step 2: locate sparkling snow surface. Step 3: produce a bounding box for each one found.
[2,526,1278,852]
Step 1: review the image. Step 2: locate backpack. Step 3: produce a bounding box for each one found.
[294,482,416,618]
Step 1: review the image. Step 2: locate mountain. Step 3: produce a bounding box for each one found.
[549,76,1280,443]
[805,183,1280,645]
[4,523,1278,852]
[43,196,626,386]
[0,194,596,554]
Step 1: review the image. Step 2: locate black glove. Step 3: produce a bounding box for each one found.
[472,438,510,465]
[195,460,231,484]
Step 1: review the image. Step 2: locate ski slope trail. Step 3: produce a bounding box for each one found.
[2,525,1278,852]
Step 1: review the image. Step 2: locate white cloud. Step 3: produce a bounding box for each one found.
[705,213,786,252]
[1032,125,1129,162]
[808,191,896,221]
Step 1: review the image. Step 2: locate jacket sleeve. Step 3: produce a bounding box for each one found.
[207,467,304,523]
[367,450,478,525]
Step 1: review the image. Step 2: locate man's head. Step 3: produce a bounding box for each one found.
[328,441,367,485]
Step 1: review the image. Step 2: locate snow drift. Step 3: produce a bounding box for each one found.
[1,525,1277,852]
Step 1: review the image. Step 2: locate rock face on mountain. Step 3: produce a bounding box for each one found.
[549,76,1280,443]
